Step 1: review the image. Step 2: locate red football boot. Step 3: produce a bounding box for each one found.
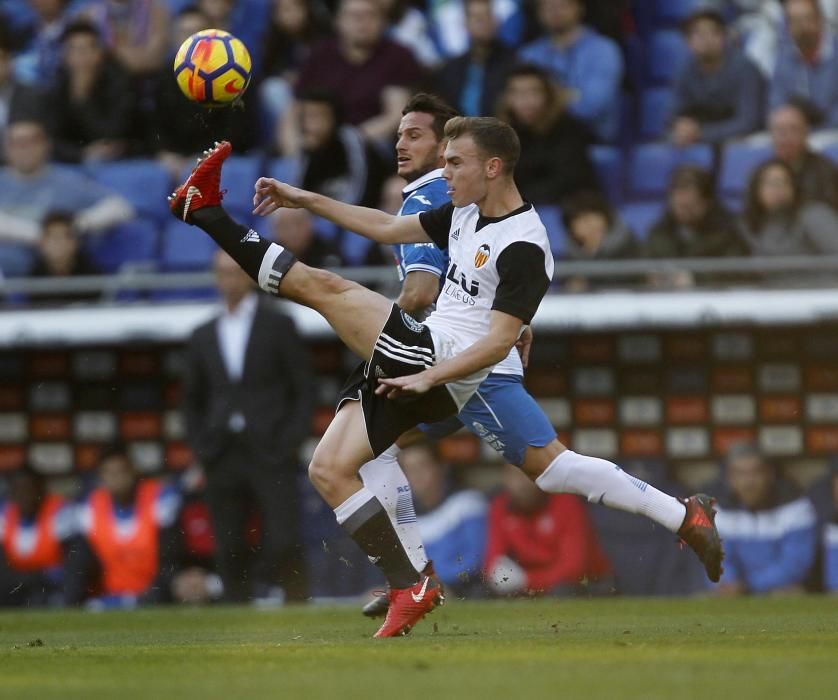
[362,561,438,619]
[678,493,725,583]
[168,141,232,222]
[373,573,444,638]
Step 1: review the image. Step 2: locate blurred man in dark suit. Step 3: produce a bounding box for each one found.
[183,250,314,603]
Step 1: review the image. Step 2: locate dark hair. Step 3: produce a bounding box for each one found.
[11,464,46,489]
[41,210,76,230]
[562,190,614,230]
[680,9,726,34]
[0,24,13,54]
[743,158,801,232]
[60,20,103,44]
[498,64,566,134]
[444,116,521,174]
[98,442,133,467]
[668,164,715,200]
[295,87,343,123]
[401,93,460,141]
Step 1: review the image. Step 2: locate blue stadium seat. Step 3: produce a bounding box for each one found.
[646,30,689,85]
[628,143,714,198]
[534,205,567,257]
[718,142,773,200]
[590,146,623,203]
[265,157,303,186]
[84,220,159,273]
[160,219,218,271]
[639,87,675,141]
[340,230,375,266]
[88,160,174,225]
[0,243,35,278]
[820,142,838,168]
[653,0,698,26]
[619,202,663,242]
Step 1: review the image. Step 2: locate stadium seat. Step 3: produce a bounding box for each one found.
[265,157,303,187]
[628,143,714,198]
[340,230,376,266]
[89,160,174,224]
[653,0,698,27]
[820,142,838,168]
[0,243,35,278]
[619,202,663,242]
[718,142,773,201]
[639,87,675,141]
[590,146,623,203]
[160,219,218,271]
[85,220,159,273]
[646,30,689,85]
[534,205,567,257]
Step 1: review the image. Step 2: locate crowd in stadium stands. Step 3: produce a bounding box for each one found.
[4,0,838,285]
[5,0,838,604]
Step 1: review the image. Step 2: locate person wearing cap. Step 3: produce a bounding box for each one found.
[670,8,765,147]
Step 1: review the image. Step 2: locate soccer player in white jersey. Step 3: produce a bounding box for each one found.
[169,118,723,638]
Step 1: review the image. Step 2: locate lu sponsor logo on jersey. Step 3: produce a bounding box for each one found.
[474,243,490,269]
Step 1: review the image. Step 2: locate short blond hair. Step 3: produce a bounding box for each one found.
[444,116,520,175]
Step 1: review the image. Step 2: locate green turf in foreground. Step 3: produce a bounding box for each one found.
[0,597,836,700]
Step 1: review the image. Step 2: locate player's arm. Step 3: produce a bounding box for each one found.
[397,270,440,318]
[252,178,431,245]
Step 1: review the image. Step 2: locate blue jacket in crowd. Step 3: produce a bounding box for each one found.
[824,522,838,592]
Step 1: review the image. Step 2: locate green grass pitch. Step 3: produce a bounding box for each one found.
[1,597,836,700]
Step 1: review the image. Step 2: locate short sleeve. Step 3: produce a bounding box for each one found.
[492,242,551,324]
[418,202,454,249]
[402,243,447,276]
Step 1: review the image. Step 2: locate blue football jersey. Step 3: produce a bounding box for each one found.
[393,169,450,282]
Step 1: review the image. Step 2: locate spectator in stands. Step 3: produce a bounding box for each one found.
[183,251,314,603]
[485,464,611,597]
[258,0,332,128]
[48,20,140,164]
[396,442,488,596]
[561,191,638,292]
[769,102,838,210]
[380,0,440,67]
[149,6,257,177]
[293,0,424,141]
[0,466,78,607]
[822,465,838,592]
[644,165,747,261]
[271,207,344,268]
[669,9,765,148]
[280,88,388,209]
[769,0,838,128]
[12,0,77,86]
[67,445,183,607]
[518,0,624,143]
[1,28,46,164]
[427,0,516,117]
[0,118,134,247]
[740,159,838,256]
[715,441,818,596]
[496,64,598,206]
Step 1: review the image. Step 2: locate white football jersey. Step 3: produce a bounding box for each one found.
[419,202,553,408]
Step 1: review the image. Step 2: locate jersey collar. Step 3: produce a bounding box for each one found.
[402,168,446,196]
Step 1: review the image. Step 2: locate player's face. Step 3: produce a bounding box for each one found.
[442,135,490,207]
[396,111,443,182]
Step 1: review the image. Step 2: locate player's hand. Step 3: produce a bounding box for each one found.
[375,372,434,398]
[515,326,533,369]
[252,178,304,216]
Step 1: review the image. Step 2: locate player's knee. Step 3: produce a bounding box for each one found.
[307,456,333,493]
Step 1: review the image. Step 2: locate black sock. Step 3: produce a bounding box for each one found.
[342,497,421,589]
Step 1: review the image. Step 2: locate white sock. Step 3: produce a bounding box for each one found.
[333,486,377,525]
[359,444,429,573]
[535,450,687,533]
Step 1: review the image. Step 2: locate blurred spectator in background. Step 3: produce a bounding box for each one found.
[740,159,838,256]
[258,0,332,128]
[83,0,169,76]
[669,9,764,148]
[715,442,818,596]
[518,0,624,143]
[428,0,516,117]
[12,0,78,86]
[149,5,256,177]
[67,445,183,607]
[0,466,78,607]
[49,20,139,164]
[769,0,838,129]
[644,165,746,261]
[271,207,344,268]
[396,442,488,596]
[281,88,388,209]
[30,211,101,303]
[822,466,838,592]
[1,28,46,164]
[0,118,134,247]
[561,190,638,292]
[485,465,611,597]
[497,64,597,206]
[769,102,838,210]
[380,0,440,68]
[183,251,313,603]
[292,0,423,142]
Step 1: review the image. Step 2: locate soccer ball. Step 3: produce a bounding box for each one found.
[173,29,252,107]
